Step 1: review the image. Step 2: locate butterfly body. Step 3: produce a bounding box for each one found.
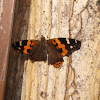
[29,37,47,62]
[12,36,81,68]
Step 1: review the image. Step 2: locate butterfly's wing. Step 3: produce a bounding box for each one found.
[59,38,81,56]
[47,43,64,68]
[12,40,39,54]
[47,38,81,68]
[12,39,47,62]
[47,38,81,56]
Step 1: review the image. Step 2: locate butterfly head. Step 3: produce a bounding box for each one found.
[40,36,47,49]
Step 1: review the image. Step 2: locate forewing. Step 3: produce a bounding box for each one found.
[47,38,81,57]
[12,40,39,54]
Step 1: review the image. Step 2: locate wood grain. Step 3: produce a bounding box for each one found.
[5,0,100,100]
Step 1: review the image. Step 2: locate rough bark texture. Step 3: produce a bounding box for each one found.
[5,0,100,100]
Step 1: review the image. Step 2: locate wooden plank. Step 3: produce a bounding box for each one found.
[21,0,100,100]
[0,0,15,100]
[4,0,31,100]
[5,0,100,100]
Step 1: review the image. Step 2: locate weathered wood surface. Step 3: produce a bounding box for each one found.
[5,0,100,100]
[4,0,31,100]
[0,0,15,100]
[21,0,100,100]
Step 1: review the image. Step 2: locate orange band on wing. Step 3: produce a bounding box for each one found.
[52,39,68,56]
[53,61,64,68]
[23,40,34,54]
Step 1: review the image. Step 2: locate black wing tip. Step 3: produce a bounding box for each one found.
[12,43,17,50]
[12,42,20,50]
[77,40,81,50]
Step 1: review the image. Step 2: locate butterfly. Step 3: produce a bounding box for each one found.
[12,36,81,68]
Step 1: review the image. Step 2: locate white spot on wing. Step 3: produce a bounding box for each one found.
[66,38,70,44]
[75,40,77,43]
[70,46,73,49]
[18,47,21,49]
[19,41,22,46]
